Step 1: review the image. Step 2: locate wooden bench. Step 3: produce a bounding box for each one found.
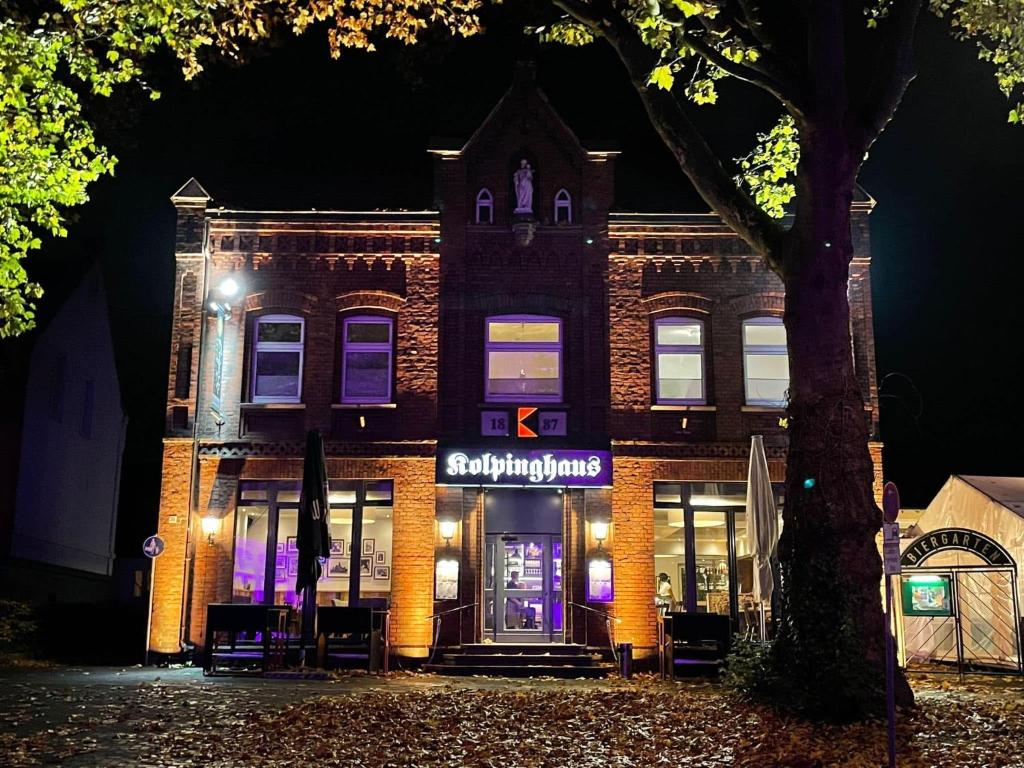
[661,612,732,679]
[316,606,388,671]
[203,603,290,676]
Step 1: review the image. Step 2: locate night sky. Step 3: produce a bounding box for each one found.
[10,9,1024,555]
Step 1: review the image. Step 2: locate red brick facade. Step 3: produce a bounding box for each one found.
[149,75,882,662]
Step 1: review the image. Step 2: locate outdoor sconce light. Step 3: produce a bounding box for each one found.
[438,519,458,546]
[217,276,240,299]
[591,521,609,549]
[201,515,219,546]
[208,275,242,317]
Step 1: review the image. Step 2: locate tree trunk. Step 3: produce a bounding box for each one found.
[769,132,913,719]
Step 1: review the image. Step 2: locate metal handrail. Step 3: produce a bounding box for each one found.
[425,602,479,621]
[425,603,479,665]
[567,601,621,665]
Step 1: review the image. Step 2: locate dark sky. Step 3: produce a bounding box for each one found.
[11,9,1024,554]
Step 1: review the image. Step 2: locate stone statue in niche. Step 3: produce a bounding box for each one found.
[513,159,534,214]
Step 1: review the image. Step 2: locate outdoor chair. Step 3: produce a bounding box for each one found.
[662,612,732,679]
[203,603,290,676]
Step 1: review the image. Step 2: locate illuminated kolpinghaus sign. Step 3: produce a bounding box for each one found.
[438,449,613,487]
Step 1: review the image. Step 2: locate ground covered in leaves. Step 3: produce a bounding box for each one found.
[0,667,1022,766]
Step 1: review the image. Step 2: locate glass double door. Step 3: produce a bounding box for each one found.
[485,534,563,643]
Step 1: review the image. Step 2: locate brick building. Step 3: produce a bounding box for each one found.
[149,71,880,663]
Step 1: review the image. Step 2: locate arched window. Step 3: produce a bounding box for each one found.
[554,188,572,224]
[742,316,789,407]
[654,318,705,404]
[485,315,562,402]
[475,188,494,224]
[340,315,394,404]
[251,314,304,403]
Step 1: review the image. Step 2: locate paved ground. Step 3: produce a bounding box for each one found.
[0,665,1021,766]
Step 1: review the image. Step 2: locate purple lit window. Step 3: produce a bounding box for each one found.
[654,317,705,404]
[475,188,494,224]
[341,315,393,404]
[252,315,304,403]
[485,315,562,402]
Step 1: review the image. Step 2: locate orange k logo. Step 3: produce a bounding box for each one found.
[517,407,538,438]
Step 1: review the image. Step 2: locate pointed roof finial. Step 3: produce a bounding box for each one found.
[170,177,212,204]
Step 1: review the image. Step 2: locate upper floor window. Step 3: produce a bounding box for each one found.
[485,315,562,402]
[475,188,494,224]
[742,316,789,407]
[554,189,572,224]
[654,318,705,404]
[341,315,393,404]
[252,314,304,403]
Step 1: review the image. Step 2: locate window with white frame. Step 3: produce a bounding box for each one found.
[654,318,705,404]
[554,189,572,224]
[475,188,494,224]
[742,316,789,407]
[251,314,304,403]
[341,315,394,403]
[485,315,562,401]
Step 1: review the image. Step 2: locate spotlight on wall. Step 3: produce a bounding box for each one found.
[201,515,219,545]
[438,519,458,545]
[591,521,609,548]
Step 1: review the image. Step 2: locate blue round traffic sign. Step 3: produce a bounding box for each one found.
[143,535,165,558]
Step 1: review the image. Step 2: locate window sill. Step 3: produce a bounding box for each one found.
[332,403,397,410]
[241,402,306,410]
[650,405,716,412]
[741,405,786,413]
[478,402,570,408]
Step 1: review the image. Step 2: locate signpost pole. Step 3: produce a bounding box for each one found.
[882,482,901,768]
[141,535,165,666]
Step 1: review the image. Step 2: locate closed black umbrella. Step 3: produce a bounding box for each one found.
[297,429,331,655]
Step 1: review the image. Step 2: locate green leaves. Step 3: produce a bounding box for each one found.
[735,115,800,220]
[649,64,675,90]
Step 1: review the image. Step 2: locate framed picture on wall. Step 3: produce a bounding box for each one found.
[287,557,299,577]
[330,539,345,555]
[328,558,348,577]
[362,539,375,555]
[286,536,298,553]
[275,555,286,570]
[276,542,285,554]
[275,567,286,582]
[375,551,386,564]
[373,565,390,580]
[360,557,372,577]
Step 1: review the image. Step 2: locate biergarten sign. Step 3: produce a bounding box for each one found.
[900,527,1013,568]
[438,449,612,487]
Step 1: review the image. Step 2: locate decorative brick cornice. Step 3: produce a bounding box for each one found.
[196,440,437,458]
[335,290,406,313]
[244,290,318,315]
[611,441,788,459]
[640,292,713,315]
[729,291,785,317]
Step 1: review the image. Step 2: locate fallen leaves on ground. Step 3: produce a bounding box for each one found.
[1,674,1022,767]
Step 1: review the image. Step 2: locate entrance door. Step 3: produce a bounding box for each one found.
[485,534,563,642]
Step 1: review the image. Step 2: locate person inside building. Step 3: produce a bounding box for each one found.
[504,570,537,629]
[655,572,676,615]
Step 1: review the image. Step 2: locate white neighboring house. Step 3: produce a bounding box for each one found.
[12,266,126,588]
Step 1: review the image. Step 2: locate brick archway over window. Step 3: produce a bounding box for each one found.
[730,291,785,318]
[335,290,406,313]
[244,290,318,315]
[640,292,713,315]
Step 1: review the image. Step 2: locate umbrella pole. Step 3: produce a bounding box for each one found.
[759,602,767,644]
[301,583,316,666]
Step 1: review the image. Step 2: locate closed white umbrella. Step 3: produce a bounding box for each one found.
[745,435,778,641]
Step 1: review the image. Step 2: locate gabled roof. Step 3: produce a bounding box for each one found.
[957,475,1024,518]
[171,177,212,204]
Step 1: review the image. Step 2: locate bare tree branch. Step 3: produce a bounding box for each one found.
[854,0,925,158]
[553,0,786,268]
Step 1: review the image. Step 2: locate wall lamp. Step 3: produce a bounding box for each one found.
[201,515,219,546]
[208,275,242,316]
[591,520,609,549]
[438,519,458,546]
